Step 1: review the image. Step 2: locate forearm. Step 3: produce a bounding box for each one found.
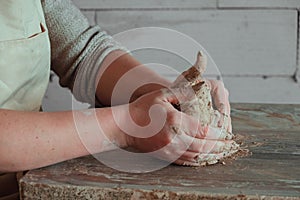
[0,107,128,172]
[43,0,170,106]
[96,50,172,106]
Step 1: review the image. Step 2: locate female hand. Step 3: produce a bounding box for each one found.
[124,89,235,166]
[206,79,232,133]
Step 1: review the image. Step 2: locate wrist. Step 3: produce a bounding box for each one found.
[115,103,138,149]
[94,106,130,150]
[109,101,147,149]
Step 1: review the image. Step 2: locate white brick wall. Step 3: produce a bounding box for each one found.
[218,0,300,8]
[43,0,300,111]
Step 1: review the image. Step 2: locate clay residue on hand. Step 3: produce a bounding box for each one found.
[171,51,249,166]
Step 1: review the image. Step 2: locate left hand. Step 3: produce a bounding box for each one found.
[206,79,232,133]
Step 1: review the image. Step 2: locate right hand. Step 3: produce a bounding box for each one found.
[125,89,235,166]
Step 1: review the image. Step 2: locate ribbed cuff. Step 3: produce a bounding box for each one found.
[72,31,129,106]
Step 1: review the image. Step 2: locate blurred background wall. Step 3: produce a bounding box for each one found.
[42,0,300,111]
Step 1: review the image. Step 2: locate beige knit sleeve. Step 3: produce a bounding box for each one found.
[41,0,128,105]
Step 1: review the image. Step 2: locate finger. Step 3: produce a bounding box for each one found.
[222,113,232,133]
[175,146,240,167]
[209,80,230,114]
[213,99,231,131]
[168,113,208,139]
[198,153,221,166]
[174,159,200,167]
[226,99,231,115]
[205,126,234,140]
[217,106,229,129]
[198,152,222,162]
[209,80,231,128]
[218,112,229,130]
[175,133,238,154]
[173,114,232,140]
[214,88,230,127]
[227,116,232,133]
[151,141,199,163]
[210,110,227,131]
[214,91,230,115]
[178,150,199,162]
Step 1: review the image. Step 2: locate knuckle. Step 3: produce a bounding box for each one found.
[166,111,179,125]
[161,130,172,145]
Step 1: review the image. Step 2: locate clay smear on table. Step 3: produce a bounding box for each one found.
[171,51,249,166]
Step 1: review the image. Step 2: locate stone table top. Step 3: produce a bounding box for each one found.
[20,103,300,199]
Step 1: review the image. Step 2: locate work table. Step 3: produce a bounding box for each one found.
[20,104,300,199]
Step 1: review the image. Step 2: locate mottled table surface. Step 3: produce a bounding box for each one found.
[20,104,300,200]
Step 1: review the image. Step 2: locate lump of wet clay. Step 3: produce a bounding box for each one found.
[171,51,245,166]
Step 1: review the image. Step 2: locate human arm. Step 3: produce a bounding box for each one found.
[0,88,233,172]
[42,0,230,111]
[37,0,233,169]
[0,107,126,172]
[95,50,171,106]
[42,0,170,107]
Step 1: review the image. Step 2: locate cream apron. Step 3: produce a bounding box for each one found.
[0,0,50,199]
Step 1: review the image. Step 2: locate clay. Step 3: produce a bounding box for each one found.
[171,51,247,166]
